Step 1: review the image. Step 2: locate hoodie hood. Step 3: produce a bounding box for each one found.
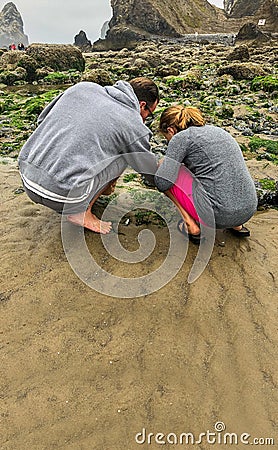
[105,81,140,112]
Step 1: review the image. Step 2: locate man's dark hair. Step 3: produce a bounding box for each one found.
[129,77,159,106]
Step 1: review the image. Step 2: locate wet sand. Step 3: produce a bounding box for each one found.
[0,162,277,449]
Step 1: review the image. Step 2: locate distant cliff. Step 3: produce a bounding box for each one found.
[95,0,277,50]
[94,0,227,49]
[224,0,278,32]
[224,0,264,17]
[0,2,28,48]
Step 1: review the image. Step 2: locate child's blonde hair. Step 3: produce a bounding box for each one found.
[159,105,205,133]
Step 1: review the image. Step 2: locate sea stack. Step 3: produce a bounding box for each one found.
[0,2,29,49]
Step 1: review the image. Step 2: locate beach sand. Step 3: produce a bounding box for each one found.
[0,162,277,449]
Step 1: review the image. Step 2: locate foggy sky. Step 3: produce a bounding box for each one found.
[0,0,224,44]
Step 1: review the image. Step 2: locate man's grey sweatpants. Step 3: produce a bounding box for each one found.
[22,159,127,215]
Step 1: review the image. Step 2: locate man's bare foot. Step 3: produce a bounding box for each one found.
[67,211,112,234]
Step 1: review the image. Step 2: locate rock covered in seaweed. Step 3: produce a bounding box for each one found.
[26,44,85,72]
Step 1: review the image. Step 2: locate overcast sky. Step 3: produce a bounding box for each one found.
[1,0,224,44]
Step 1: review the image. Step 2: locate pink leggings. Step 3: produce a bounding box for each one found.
[169,166,200,222]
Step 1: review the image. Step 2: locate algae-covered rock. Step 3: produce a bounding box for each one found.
[155,66,180,77]
[35,66,54,80]
[255,179,278,208]
[165,69,202,90]
[16,54,38,81]
[0,44,85,85]
[227,44,250,62]
[81,68,113,85]
[132,58,150,69]
[42,71,81,85]
[218,62,269,80]
[26,44,85,72]
[251,75,278,93]
[0,66,26,85]
[0,49,22,66]
[215,104,234,119]
[133,50,162,68]
[0,50,37,82]
[214,74,234,87]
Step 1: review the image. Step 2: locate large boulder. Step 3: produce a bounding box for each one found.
[218,62,269,80]
[235,22,270,43]
[0,66,26,85]
[0,50,38,82]
[16,53,38,81]
[0,43,85,85]
[0,48,22,66]
[227,44,250,61]
[81,68,113,85]
[25,44,85,72]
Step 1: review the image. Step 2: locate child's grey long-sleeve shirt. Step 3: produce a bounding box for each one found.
[155,125,258,228]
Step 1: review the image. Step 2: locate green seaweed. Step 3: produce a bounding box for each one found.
[251,75,278,93]
[43,71,80,84]
[123,173,140,183]
[249,137,278,155]
[258,179,276,191]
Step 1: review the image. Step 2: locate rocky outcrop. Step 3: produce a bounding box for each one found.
[224,0,278,33]
[25,44,85,72]
[224,0,264,17]
[0,43,85,84]
[100,21,110,39]
[94,0,227,50]
[0,2,28,49]
[227,44,250,61]
[225,0,262,17]
[74,30,92,52]
[95,0,277,50]
[218,62,270,79]
[235,22,270,43]
[223,0,235,14]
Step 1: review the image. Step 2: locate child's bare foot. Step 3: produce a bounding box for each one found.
[67,211,112,234]
[181,218,200,236]
[177,219,202,245]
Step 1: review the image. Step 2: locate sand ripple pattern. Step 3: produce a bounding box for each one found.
[61,154,216,297]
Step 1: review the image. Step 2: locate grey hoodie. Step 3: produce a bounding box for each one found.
[18,81,157,203]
